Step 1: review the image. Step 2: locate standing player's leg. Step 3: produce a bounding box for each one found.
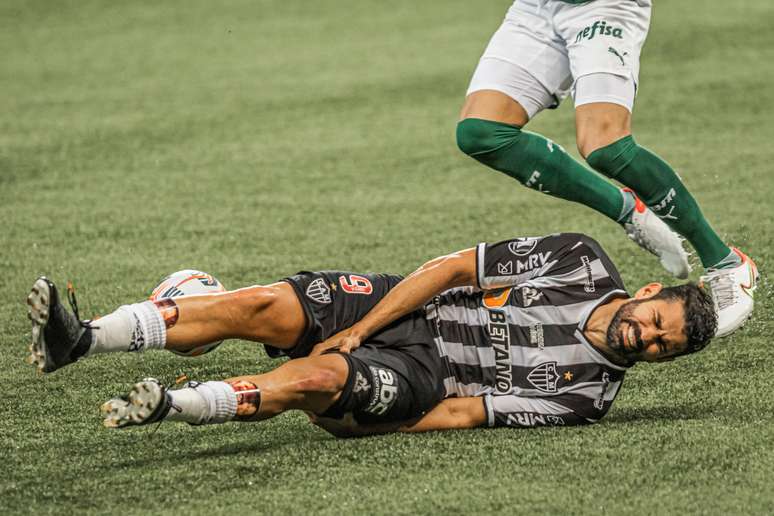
[25,277,307,373]
[458,89,632,226]
[561,0,758,335]
[456,1,688,277]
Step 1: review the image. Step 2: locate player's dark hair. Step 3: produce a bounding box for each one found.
[652,283,717,356]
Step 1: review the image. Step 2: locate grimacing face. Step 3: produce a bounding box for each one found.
[606,296,689,362]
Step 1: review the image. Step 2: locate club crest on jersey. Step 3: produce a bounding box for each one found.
[527,362,560,393]
[305,278,331,304]
[507,238,539,256]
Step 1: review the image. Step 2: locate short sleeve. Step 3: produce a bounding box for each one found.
[483,394,591,428]
[476,233,625,291]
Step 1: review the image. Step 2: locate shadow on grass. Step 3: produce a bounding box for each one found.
[104,402,722,470]
[604,402,716,424]
[107,426,335,469]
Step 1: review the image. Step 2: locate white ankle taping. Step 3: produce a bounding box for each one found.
[166,388,210,424]
[195,381,238,424]
[166,382,237,425]
[89,306,134,355]
[132,301,167,351]
[89,301,167,354]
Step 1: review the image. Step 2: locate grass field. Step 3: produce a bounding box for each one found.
[2,0,773,514]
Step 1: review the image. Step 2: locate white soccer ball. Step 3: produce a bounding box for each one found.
[149,269,226,357]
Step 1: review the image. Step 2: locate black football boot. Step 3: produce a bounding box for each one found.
[26,277,93,373]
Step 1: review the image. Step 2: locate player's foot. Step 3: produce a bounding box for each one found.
[700,248,758,338]
[622,190,691,279]
[101,378,173,428]
[26,277,92,373]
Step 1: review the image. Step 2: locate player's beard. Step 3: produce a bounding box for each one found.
[606,299,646,363]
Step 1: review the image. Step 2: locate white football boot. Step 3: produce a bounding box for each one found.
[700,248,758,338]
[622,191,691,279]
[101,378,172,428]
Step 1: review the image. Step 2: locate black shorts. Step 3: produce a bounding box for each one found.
[270,271,447,424]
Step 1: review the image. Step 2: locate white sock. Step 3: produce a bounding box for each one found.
[166,381,237,425]
[89,301,167,355]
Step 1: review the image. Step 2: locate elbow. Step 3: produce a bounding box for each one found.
[447,402,484,429]
[449,254,477,288]
[424,250,477,289]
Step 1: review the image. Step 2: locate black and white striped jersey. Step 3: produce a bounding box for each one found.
[425,233,630,428]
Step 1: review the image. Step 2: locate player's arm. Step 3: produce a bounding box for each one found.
[400,397,487,432]
[311,248,477,354]
[311,397,486,438]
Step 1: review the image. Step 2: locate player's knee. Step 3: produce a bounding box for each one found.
[457,117,511,157]
[584,134,639,179]
[296,367,346,395]
[577,123,624,159]
[228,285,280,329]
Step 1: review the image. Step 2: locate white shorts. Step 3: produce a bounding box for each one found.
[466,0,652,118]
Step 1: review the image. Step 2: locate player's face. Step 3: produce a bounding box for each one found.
[606,297,688,362]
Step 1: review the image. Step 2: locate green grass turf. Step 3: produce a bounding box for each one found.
[2,0,773,513]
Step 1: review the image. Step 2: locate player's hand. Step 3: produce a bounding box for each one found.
[310,328,363,356]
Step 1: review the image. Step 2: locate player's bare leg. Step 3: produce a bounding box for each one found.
[459,89,529,126]
[161,282,306,351]
[26,278,308,373]
[101,354,349,428]
[574,102,630,158]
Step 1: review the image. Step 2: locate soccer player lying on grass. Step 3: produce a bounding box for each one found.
[27,233,718,435]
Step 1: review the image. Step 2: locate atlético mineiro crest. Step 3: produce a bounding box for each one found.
[527,361,560,393]
[305,278,331,304]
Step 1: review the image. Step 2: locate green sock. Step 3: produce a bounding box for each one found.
[586,135,731,269]
[457,118,630,222]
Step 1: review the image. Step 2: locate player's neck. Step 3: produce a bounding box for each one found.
[583,297,630,366]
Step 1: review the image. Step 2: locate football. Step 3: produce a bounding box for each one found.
[149,269,227,356]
